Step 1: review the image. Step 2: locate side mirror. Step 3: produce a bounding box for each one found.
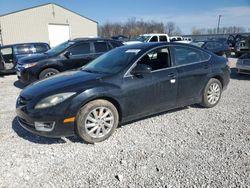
[64,51,72,59]
[131,64,152,76]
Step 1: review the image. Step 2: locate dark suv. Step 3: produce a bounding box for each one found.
[16,38,123,84]
[0,43,50,74]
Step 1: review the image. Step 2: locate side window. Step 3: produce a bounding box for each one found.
[174,46,210,66]
[214,42,223,49]
[34,44,49,53]
[138,47,170,71]
[204,42,214,50]
[149,36,158,42]
[159,36,167,42]
[1,47,13,63]
[15,45,33,55]
[69,43,91,55]
[94,42,109,53]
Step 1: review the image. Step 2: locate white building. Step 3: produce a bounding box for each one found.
[0,3,98,47]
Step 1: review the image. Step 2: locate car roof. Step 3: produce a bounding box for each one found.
[120,42,204,51]
[0,42,49,48]
[70,37,121,42]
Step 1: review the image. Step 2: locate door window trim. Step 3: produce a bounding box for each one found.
[124,45,172,78]
[172,45,212,67]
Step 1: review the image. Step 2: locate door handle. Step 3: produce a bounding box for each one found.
[168,73,176,78]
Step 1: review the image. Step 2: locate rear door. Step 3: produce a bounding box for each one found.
[172,45,211,105]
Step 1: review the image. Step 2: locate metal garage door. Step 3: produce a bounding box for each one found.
[48,24,70,47]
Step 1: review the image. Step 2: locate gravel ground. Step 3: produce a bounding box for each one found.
[0,58,250,187]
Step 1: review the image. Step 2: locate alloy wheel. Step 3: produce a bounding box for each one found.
[85,107,114,138]
[207,83,221,105]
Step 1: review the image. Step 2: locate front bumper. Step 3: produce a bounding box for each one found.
[15,65,37,84]
[16,104,76,138]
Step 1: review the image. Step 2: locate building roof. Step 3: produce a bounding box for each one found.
[0,3,98,24]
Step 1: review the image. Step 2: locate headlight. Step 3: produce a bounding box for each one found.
[22,63,37,69]
[35,92,76,109]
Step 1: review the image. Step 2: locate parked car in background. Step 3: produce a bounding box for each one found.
[191,40,230,57]
[124,34,170,45]
[16,42,230,143]
[0,43,50,74]
[227,34,249,56]
[111,35,128,42]
[0,52,5,72]
[234,35,249,57]
[236,53,250,74]
[170,36,192,44]
[16,38,123,84]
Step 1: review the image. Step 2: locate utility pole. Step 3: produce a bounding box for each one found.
[217,15,222,34]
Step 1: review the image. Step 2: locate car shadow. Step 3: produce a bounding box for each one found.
[230,68,250,80]
[13,80,27,89]
[12,117,84,144]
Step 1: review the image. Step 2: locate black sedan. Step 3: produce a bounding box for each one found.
[16,43,230,143]
[191,40,230,58]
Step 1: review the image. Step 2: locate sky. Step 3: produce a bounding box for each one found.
[0,0,250,34]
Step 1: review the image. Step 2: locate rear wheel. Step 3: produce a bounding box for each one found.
[76,100,119,143]
[39,68,59,80]
[201,78,222,108]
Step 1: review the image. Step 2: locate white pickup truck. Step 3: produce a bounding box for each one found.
[124,34,170,45]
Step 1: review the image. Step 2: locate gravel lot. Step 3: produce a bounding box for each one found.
[0,58,250,187]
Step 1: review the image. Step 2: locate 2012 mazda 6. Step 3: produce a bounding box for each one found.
[16,43,230,143]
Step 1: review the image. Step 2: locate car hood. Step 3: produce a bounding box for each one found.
[21,70,104,99]
[18,53,49,64]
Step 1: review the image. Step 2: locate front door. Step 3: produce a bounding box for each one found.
[122,46,177,119]
[63,42,94,70]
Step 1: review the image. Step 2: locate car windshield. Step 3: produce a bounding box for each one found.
[46,41,75,55]
[190,42,205,48]
[82,48,140,74]
[135,36,151,42]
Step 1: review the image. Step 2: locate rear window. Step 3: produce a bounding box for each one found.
[34,44,49,53]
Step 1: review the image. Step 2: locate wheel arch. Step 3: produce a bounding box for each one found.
[212,75,224,88]
[80,96,123,123]
[37,66,62,79]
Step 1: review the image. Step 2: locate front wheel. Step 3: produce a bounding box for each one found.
[76,100,119,144]
[39,68,59,80]
[201,78,222,108]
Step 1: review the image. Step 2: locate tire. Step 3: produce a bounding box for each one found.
[39,68,59,80]
[76,99,119,144]
[201,78,222,108]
